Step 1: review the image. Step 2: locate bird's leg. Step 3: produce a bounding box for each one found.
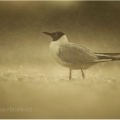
[81,69,85,80]
[69,69,72,80]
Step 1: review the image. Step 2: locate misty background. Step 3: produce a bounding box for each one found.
[0,1,120,70]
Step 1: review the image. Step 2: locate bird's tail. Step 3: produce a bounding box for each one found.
[95,52,120,56]
[94,52,120,62]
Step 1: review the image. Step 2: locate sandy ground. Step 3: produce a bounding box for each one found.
[0,64,120,119]
[0,1,120,119]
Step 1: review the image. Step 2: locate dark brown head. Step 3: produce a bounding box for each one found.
[43,31,65,41]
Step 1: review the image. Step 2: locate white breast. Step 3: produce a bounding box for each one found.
[49,35,68,66]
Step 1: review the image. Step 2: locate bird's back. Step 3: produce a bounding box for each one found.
[58,43,98,64]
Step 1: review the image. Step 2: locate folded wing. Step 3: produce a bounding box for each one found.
[95,53,120,62]
[58,43,98,64]
[58,43,120,64]
[95,52,120,56]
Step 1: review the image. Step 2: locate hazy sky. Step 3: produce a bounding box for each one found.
[0,1,120,66]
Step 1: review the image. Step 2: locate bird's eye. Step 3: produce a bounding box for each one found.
[55,33,57,36]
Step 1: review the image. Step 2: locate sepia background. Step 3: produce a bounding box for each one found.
[0,1,120,119]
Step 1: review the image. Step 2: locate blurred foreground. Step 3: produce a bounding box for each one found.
[0,64,120,119]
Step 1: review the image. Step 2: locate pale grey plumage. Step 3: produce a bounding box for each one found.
[58,43,98,64]
[58,43,120,65]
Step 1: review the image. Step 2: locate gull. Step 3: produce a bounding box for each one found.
[43,31,120,80]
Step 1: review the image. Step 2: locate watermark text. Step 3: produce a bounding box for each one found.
[0,107,32,112]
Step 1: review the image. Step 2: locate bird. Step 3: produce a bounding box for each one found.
[43,31,120,80]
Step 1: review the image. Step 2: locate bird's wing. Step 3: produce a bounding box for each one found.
[95,52,120,56]
[94,53,120,62]
[57,43,98,64]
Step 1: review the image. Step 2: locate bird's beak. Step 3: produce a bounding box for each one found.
[43,32,52,36]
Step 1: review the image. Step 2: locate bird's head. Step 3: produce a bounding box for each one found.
[43,31,65,41]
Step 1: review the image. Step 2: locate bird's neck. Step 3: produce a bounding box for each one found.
[49,35,68,63]
[52,35,68,46]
